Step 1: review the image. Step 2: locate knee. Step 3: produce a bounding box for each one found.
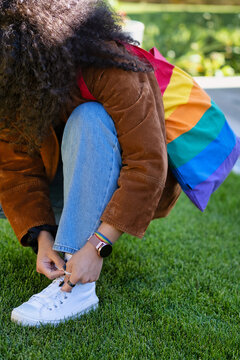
[68,102,116,136]
[71,102,109,129]
[62,102,117,158]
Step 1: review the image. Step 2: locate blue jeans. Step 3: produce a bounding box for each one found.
[53,102,122,254]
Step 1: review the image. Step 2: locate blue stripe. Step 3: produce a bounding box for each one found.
[173,120,236,189]
[167,100,226,169]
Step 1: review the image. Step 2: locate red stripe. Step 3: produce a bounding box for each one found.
[77,72,96,101]
[124,44,174,95]
[77,45,174,99]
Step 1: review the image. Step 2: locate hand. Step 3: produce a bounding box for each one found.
[61,242,103,292]
[36,231,65,280]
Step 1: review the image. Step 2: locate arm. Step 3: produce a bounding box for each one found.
[0,129,65,278]
[0,129,57,242]
[97,222,123,244]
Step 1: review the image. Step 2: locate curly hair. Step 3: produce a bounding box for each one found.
[0,0,152,153]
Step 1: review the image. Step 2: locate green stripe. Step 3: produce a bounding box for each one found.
[167,100,226,169]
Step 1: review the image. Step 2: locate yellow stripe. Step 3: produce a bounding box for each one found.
[163,66,193,120]
[166,81,212,144]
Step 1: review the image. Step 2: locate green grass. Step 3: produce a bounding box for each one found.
[0,172,240,359]
[118,2,240,76]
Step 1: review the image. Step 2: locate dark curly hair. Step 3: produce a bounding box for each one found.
[0,0,152,153]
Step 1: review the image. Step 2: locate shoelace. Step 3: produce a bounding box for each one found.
[28,277,69,310]
[45,290,69,311]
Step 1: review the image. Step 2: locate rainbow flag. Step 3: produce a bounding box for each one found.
[78,44,240,211]
[121,45,240,211]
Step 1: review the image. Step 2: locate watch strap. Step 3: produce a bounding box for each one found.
[88,234,112,257]
[88,234,104,248]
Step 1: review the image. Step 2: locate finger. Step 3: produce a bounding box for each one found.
[44,269,66,280]
[61,273,71,292]
[61,273,79,292]
[51,252,66,272]
[61,280,76,292]
[38,259,64,278]
[64,273,70,283]
[37,268,64,280]
[61,262,75,291]
[62,271,71,284]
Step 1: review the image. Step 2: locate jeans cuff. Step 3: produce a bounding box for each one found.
[52,244,79,254]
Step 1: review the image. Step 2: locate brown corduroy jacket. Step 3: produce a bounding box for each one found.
[0,65,181,244]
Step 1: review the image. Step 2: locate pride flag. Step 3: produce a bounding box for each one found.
[78,43,240,211]
[122,45,240,211]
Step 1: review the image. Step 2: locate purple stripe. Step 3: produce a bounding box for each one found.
[185,136,240,211]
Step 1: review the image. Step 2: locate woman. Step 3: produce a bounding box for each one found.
[0,0,181,326]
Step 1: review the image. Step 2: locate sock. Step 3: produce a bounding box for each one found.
[64,253,73,262]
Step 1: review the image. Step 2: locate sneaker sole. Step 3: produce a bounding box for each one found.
[11,301,99,327]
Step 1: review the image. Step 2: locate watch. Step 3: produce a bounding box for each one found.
[88,234,112,258]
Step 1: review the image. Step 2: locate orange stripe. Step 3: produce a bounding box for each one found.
[163,67,194,120]
[166,81,212,144]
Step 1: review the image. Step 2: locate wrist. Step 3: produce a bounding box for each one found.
[85,241,100,255]
[97,223,123,244]
[38,230,54,244]
[88,233,112,258]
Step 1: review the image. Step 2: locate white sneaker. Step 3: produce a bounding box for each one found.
[11,277,99,326]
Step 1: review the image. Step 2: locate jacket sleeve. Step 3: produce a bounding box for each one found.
[85,66,168,237]
[0,130,56,243]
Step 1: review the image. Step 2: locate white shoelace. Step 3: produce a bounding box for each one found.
[44,291,69,311]
[28,277,69,310]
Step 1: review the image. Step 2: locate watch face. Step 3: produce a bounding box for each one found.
[100,244,112,258]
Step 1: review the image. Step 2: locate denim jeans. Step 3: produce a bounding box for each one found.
[52,102,122,254]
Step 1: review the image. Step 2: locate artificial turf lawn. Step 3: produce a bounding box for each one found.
[0,173,239,359]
